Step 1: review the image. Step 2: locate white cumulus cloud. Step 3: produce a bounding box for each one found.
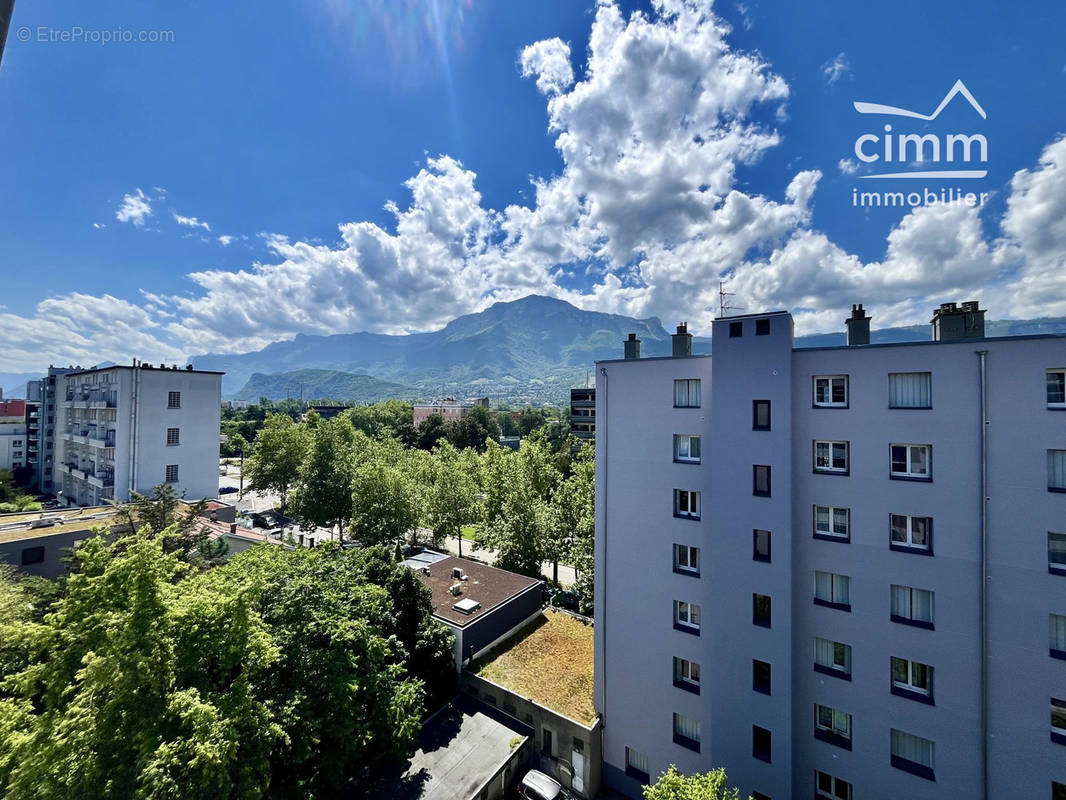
[115,188,153,226]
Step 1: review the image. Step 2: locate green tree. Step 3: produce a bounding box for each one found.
[415,413,450,451]
[447,405,500,452]
[244,414,308,512]
[291,416,357,538]
[423,440,480,558]
[517,407,546,436]
[643,765,746,800]
[343,400,416,446]
[350,458,419,547]
[109,484,214,563]
[551,441,594,603]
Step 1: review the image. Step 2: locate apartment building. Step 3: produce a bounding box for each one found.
[0,400,27,472]
[413,396,490,426]
[51,362,223,506]
[594,304,1066,800]
[570,387,596,444]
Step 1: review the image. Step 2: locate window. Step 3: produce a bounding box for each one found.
[753,464,771,496]
[1051,450,1066,492]
[752,400,771,430]
[1049,532,1066,575]
[1054,698,1066,745]
[814,637,852,679]
[813,375,848,407]
[815,704,852,749]
[889,372,932,408]
[673,713,701,751]
[673,544,700,576]
[674,600,701,634]
[674,379,701,408]
[1049,369,1066,408]
[814,505,850,542]
[673,489,700,520]
[755,318,770,335]
[1054,782,1066,800]
[673,434,701,463]
[753,660,771,695]
[753,529,771,562]
[20,546,45,566]
[541,727,553,756]
[891,444,931,480]
[815,770,853,800]
[891,584,934,628]
[752,725,771,762]
[1051,614,1066,659]
[891,514,932,553]
[892,657,933,702]
[891,729,935,779]
[814,441,849,474]
[166,427,180,446]
[814,571,850,611]
[753,593,771,628]
[167,391,181,409]
[165,464,179,483]
[625,747,649,783]
[674,657,701,694]
[729,321,743,338]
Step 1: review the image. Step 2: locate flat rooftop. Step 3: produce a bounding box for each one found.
[472,610,596,726]
[360,695,528,800]
[413,554,541,628]
[0,506,123,543]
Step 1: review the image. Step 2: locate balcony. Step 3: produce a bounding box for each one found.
[88,472,114,489]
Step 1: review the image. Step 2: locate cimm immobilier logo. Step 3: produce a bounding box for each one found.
[850,79,990,209]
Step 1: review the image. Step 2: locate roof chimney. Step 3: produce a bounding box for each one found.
[623,333,641,360]
[845,304,871,346]
[672,322,693,357]
[229,523,237,534]
[931,300,985,341]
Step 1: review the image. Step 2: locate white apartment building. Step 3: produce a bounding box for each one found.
[595,304,1066,800]
[53,363,223,506]
[0,399,27,472]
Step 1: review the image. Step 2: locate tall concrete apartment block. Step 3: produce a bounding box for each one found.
[51,363,223,506]
[594,303,1066,800]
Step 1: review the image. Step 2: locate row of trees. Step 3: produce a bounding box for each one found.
[0,525,454,798]
[222,398,560,457]
[243,405,595,607]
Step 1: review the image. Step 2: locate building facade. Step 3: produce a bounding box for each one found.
[595,304,1066,799]
[570,388,595,444]
[0,400,27,473]
[413,397,490,427]
[51,363,223,506]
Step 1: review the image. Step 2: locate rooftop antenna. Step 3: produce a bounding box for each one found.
[719,280,744,317]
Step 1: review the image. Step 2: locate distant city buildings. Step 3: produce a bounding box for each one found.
[413,396,490,427]
[595,302,1066,799]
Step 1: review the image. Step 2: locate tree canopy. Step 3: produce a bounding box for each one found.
[643,766,746,800]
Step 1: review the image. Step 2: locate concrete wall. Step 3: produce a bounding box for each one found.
[0,528,90,579]
[464,673,602,798]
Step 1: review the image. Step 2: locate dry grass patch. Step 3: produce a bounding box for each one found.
[474,610,596,725]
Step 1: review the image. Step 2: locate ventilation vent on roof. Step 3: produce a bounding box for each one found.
[452,597,481,615]
[452,566,465,580]
[449,582,463,596]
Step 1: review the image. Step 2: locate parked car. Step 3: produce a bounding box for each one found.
[218,486,239,495]
[517,770,572,800]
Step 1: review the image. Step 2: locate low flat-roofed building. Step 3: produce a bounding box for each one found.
[405,550,543,673]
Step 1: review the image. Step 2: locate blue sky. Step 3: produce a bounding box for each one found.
[1,0,1065,371]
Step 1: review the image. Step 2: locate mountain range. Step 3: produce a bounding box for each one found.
[231,369,415,404]
[190,295,1066,405]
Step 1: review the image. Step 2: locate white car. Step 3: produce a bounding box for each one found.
[518,770,567,800]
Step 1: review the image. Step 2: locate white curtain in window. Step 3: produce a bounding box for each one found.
[626,747,648,774]
[815,637,849,670]
[892,729,934,767]
[1052,614,1066,652]
[1050,450,1066,489]
[912,589,933,621]
[835,576,850,605]
[891,584,910,617]
[674,713,700,742]
[815,571,832,601]
[889,372,932,408]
